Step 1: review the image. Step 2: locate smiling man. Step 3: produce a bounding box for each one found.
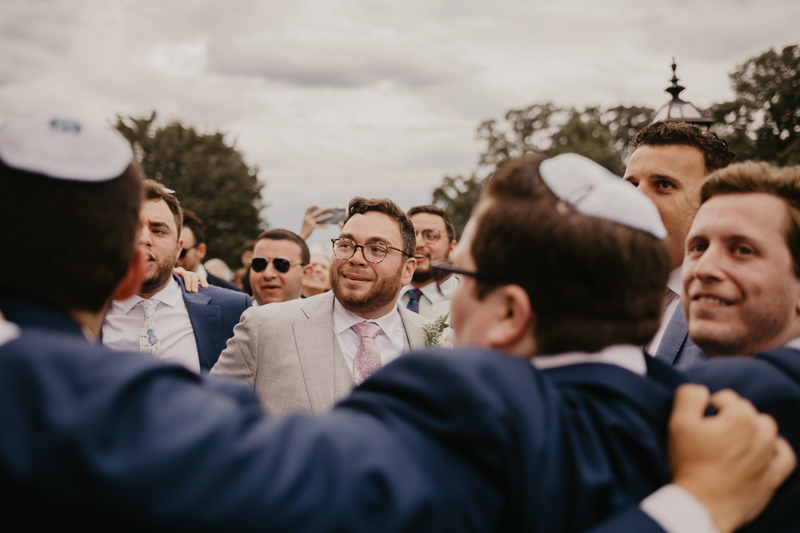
[212,197,429,415]
[399,205,458,320]
[103,180,251,373]
[248,229,313,305]
[623,121,736,368]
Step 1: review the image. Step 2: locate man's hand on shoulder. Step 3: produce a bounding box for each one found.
[174,267,209,293]
[669,384,796,533]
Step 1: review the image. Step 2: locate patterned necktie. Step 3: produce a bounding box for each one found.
[136,299,161,358]
[352,321,382,385]
[405,288,423,314]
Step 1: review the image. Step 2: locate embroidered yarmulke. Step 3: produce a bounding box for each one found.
[0,112,133,182]
[539,153,667,239]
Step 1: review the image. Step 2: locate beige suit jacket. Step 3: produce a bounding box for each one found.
[211,291,429,415]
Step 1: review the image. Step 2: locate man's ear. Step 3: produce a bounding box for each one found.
[197,242,207,261]
[448,239,457,256]
[113,248,146,301]
[401,257,417,286]
[484,284,536,355]
[302,263,314,283]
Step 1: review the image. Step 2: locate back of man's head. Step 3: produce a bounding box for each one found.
[474,154,670,354]
[0,113,142,314]
[630,121,736,173]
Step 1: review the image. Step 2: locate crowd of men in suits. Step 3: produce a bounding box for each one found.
[2,111,800,532]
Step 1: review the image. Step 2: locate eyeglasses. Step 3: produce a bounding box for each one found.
[430,259,479,282]
[251,257,299,274]
[331,238,411,264]
[179,245,196,259]
[416,228,443,244]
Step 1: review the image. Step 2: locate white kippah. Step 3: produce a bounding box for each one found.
[539,153,667,239]
[0,112,133,182]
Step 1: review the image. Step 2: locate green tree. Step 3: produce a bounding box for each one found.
[434,104,654,236]
[709,45,800,165]
[116,112,265,268]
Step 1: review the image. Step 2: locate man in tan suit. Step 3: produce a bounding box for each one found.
[212,197,429,415]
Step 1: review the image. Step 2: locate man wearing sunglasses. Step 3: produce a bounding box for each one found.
[213,197,428,415]
[247,229,313,306]
[103,180,251,373]
[399,205,458,320]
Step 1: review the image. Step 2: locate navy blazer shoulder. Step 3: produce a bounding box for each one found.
[206,271,244,292]
[174,274,251,372]
[686,349,800,533]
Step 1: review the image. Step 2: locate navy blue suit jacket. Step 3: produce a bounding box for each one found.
[654,305,708,370]
[206,271,243,292]
[685,348,800,533]
[0,294,696,532]
[175,274,251,372]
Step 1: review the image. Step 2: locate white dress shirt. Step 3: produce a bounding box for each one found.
[645,266,683,355]
[332,298,406,376]
[103,277,201,373]
[196,263,208,280]
[531,344,719,533]
[399,275,458,320]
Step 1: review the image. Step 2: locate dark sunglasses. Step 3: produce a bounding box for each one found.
[179,245,196,259]
[251,257,293,274]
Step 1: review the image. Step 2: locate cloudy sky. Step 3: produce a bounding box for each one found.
[2,0,798,248]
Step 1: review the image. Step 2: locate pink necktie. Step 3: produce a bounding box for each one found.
[352,321,382,385]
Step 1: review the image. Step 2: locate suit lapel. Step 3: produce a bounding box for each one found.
[398,306,428,351]
[180,282,221,372]
[654,305,687,365]
[292,292,351,414]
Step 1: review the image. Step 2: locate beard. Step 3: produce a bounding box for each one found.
[412,262,433,283]
[140,253,177,295]
[332,263,404,316]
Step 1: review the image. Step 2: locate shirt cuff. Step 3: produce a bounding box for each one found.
[640,484,720,533]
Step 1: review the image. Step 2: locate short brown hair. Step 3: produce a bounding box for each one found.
[474,154,670,354]
[255,229,310,265]
[181,209,206,244]
[407,204,456,243]
[0,162,143,313]
[143,179,182,237]
[701,162,800,277]
[345,197,416,255]
[630,121,736,173]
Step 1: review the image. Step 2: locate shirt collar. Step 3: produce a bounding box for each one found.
[196,263,208,280]
[784,336,800,351]
[112,276,181,313]
[667,266,682,297]
[400,275,458,303]
[530,344,647,376]
[333,297,402,337]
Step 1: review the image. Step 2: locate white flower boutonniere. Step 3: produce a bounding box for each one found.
[423,313,451,348]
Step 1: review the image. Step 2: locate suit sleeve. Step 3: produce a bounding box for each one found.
[210,305,259,386]
[581,507,665,533]
[2,335,507,532]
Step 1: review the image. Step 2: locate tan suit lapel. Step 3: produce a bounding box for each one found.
[293,292,354,414]
[398,306,429,351]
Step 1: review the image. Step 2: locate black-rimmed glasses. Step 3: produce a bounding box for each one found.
[430,259,479,283]
[251,257,300,274]
[332,238,411,264]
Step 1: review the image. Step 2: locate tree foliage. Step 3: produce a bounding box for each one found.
[116,112,264,268]
[434,44,800,236]
[435,104,654,237]
[709,45,800,165]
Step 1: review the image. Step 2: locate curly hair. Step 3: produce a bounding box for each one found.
[629,121,736,173]
[345,197,416,255]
